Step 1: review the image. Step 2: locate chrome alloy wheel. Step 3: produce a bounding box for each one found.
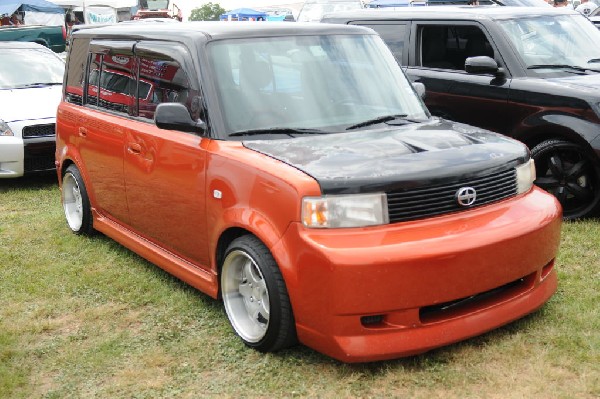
[62,172,83,232]
[222,249,270,343]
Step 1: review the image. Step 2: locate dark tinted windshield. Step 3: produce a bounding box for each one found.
[0,49,64,89]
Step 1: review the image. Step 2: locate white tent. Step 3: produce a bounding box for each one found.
[51,0,136,8]
[53,0,136,23]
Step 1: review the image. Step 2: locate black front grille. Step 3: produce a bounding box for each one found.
[22,124,55,138]
[387,168,517,223]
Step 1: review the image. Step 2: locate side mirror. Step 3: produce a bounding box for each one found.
[412,82,426,100]
[465,56,503,76]
[154,103,206,134]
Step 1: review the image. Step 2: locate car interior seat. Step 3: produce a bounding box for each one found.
[421,27,455,69]
[465,34,494,59]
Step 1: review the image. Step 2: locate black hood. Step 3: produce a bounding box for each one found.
[244,119,529,194]
[546,73,600,97]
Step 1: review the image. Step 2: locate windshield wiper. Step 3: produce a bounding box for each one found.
[19,82,62,88]
[346,114,409,130]
[527,64,588,73]
[229,127,327,137]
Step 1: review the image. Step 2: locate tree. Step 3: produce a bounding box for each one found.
[188,2,226,21]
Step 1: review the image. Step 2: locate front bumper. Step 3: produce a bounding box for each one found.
[273,187,562,362]
[0,120,56,178]
[0,136,25,177]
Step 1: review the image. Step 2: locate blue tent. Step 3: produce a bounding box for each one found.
[0,0,64,16]
[220,8,268,21]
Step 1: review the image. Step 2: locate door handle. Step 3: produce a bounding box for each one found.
[127,143,142,154]
[78,127,87,137]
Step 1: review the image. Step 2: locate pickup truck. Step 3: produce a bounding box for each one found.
[0,25,66,53]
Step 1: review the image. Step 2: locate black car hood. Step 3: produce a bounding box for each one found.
[547,73,600,95]
[244,119,529,194]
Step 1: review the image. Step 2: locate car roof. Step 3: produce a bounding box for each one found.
[71,21,374,42]
[0,41,54,50]
[322,5,581,22]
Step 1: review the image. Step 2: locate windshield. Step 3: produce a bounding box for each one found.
[497,14,600,75]
[0,49,64,89]
[208,34,429,137]
[497,0,551,6]
[144,0,169,9]
[297,1,363,22]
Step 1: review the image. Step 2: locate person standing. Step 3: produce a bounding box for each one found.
[554,0,574,8]
[575,0,598,15]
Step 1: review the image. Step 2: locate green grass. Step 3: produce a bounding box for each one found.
[1,175,599,398]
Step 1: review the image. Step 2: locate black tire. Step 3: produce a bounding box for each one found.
[531,139,600,220]
[220,235,297,352]
[62,164,95,235]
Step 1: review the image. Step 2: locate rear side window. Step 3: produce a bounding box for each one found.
[357,23,408,63]
[67,39,200,123]
[86,53,137,115]
[65,38,91,105]
[418,25,494,71]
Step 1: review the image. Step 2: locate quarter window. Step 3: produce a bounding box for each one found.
[360,23,407,63]
[136,51,192,121]
[65,38,90,106]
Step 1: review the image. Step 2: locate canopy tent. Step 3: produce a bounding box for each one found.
[50,0,136,8]
[0,0,64,25]
[220,8,268,21]
[0,0,64,16]
[51,0,136,24]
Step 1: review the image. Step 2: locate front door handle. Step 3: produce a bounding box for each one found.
[127,143,142,154]
[78,127,87,137]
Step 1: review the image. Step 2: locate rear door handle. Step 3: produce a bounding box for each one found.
[78,127,87,137]
[127,143,142,154]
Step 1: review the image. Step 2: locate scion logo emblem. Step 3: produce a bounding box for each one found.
[456,187,477,207]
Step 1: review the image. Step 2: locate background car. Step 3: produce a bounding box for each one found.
[324,7,600,219]
[588,4,600,27]
[0,41,64,178]
[297,0,364,22]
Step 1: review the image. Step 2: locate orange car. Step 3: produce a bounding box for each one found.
[56,22,561,362]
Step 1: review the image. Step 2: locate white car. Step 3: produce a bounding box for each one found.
[0,41,64,178]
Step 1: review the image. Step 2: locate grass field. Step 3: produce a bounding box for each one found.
[1,175,599,398]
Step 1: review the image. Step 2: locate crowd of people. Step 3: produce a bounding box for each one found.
[0,13,23,26]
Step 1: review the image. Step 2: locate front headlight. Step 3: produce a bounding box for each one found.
[302,193,389,228]
[516,159,536,194]
[0,119,14,136]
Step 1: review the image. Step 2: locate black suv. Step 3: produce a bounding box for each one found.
[324,7,600,219]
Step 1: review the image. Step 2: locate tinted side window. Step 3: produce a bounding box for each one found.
[65,37,90,106]
[86,54,102,106]
[92,53,136,115]
[419,25,494,71]
[359,23,407,63]
[134,43,193,121]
